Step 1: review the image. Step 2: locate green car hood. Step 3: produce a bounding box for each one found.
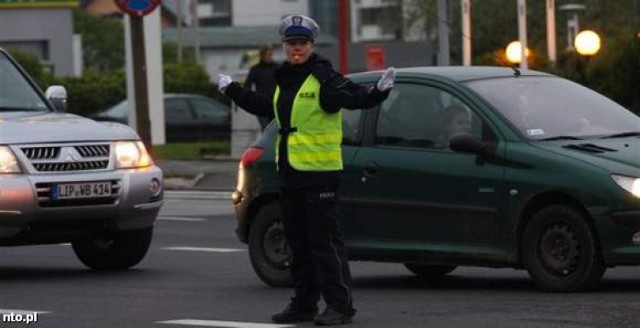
[533,138,640,176]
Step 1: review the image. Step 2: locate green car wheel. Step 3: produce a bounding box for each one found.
[248,202,293,287]
[523,205,606,292]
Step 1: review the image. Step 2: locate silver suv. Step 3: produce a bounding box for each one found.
[0,48,163,270]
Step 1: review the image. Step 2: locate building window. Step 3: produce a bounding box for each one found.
[197,0,232,26]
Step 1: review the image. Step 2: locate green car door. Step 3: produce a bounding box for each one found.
[340,80,507,256]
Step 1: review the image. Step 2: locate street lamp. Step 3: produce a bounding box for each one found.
[506,41,530,65]
[559,4,586,50]
[575,30,601,56]
[573,30,600,86]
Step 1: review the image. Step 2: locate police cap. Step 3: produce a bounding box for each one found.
[279,15,320,42]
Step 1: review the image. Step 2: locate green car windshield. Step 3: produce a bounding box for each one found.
[466,76,640,140]
[0,53,48,112]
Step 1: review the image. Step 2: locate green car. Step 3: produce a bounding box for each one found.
[232,66,640,292]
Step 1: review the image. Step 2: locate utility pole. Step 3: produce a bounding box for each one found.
[546,0,557,64]
[461,0,471,66]
[518,0,528,69]
[437,0,450,66]
[130,16,151,150]
[177,0,183,62]
[191,0,201,64]
[338,0,349,74]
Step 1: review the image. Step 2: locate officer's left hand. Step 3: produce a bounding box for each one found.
[376,67,396,92]
[217,74,233,92]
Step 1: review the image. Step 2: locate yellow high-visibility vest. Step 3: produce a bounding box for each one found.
[273,74,343,171]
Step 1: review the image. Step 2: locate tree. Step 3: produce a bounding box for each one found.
[587,29,640,112]
[7,49,47,85]
[402,0,640,113]
[74,9,125,72]
[404,0,638,65]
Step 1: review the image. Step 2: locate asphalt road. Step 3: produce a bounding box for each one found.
[3,191,640,328]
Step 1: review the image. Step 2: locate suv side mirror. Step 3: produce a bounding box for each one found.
[45,85,67,112]
[449,134,491,156]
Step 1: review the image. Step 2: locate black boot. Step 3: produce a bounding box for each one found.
[314,307,354,326]
[271,304,318,323]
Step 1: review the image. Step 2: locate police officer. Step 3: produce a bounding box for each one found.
[217,15,395,326]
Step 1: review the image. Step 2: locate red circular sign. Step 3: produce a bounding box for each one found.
[114,0,162,17]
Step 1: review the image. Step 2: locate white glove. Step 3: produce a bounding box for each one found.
[217,74,233,92]
[376,67,396,92]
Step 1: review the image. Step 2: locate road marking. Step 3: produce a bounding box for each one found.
[161,247,244,253]
[157,319,294,328]
[165,190,232,201]
[0,309,50,315]
[158,216,206,222]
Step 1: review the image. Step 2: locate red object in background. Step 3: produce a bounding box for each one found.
[365,44,386,71]
[338,0,349,75]
[114,0,161,17]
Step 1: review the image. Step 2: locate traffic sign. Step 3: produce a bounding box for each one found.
[114,0,161,17]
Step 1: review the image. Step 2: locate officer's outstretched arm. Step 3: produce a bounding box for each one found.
[217,74,274,119]
[320,74,391,111]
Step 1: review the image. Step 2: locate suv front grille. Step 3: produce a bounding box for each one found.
[22,147,60,160]
[32,161,109,172]
[35,180,121,208]
[20,144,111,173]
[74,145,110,158]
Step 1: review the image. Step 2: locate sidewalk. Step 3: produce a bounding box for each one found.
[157,158,238,191]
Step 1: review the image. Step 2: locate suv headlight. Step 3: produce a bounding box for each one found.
[612,174,640,198]
[115,141,153,169]
[0,146,21,174]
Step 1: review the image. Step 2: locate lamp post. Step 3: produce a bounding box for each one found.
[517,0,528,69]
[574,30,601,85]
[559,4,586,50]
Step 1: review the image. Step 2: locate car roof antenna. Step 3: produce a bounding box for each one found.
[512,66,521,77]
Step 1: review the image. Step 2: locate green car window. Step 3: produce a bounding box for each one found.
[375,83,482,150]
[343,106,364,146]
[467,76,640,140]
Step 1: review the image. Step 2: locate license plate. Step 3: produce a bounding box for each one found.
[52,181,112,200]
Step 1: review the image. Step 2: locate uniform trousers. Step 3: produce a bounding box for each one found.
[279,183,355,316]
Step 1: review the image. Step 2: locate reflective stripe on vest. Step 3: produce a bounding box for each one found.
[273,74,343,171]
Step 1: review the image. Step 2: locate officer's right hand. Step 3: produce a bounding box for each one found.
[376,67,396,92]
[217,74,233,92]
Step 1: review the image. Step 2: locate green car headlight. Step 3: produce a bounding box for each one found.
[0,146,21,174]
[612,174,640,198]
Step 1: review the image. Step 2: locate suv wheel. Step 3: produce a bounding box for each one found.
[248,202,293,287]
[404,263,457,277]
[522,205,605,292]
[72,227,153,270]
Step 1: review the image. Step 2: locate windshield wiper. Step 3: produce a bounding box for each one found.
[538,136,582,141]
[600,132,640,139]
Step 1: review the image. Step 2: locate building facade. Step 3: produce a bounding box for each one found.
[0,1,77,76]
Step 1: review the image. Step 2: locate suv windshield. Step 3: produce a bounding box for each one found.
[466,76,640,140]
[0,52,48,112]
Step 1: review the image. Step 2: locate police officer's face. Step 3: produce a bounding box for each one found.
[283,39,313,65]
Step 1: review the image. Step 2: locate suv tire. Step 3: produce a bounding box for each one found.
[72,227,153,270]
[248,202,293,287]
[522,205,605,292]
